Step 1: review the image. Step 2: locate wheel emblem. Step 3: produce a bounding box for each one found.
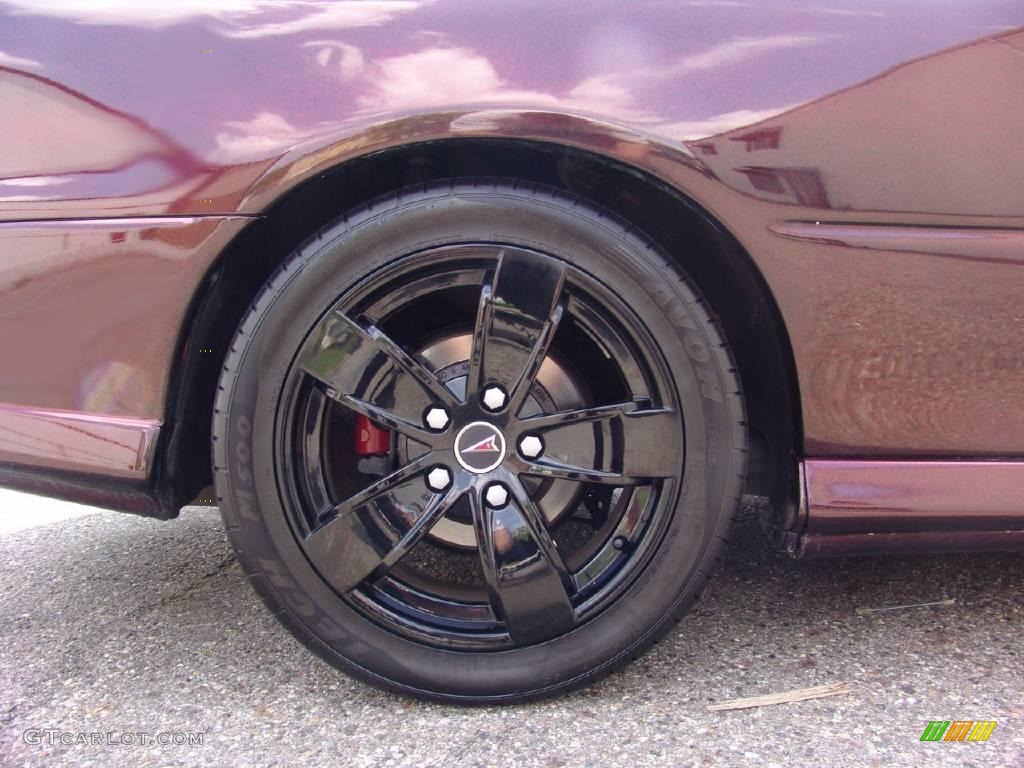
[454,421,506,474]
[463,435,499,453]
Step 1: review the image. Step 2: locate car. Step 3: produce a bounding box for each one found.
[1,1,1022,704]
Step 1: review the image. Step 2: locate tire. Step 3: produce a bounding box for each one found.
[213,179,746,703]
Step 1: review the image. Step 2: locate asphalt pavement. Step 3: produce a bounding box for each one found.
[0,489,1021,768]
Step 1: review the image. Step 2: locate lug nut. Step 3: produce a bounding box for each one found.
[518,434,544,459]
[484,483,509,509]
[426,466,452,492]
[481,384,507,412]
[424,406,450,431]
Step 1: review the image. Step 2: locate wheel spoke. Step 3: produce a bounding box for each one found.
[324,390,434,444]
[517,461,624,485]
[329,453,433,517]
[303,455,458,593]
[298,311,457,426]
[517,403,681,484]
[506,303,563,414]
[470,482,576,644]
[465,250,566,406]
[464,283,494,398]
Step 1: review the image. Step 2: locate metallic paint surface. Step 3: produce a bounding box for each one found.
[0,216,250,434]
[1,1,1023,478]
[2,3,1020,218]
[767,223,1024,456]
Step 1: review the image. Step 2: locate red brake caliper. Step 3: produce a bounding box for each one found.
[353,415,391,456]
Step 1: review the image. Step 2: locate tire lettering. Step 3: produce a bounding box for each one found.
[257,556,316,618]
[696,367,724,403]
[649,284,725,404]
[234,415,253,487]
[236,489,259,522]
[682,333,710,363]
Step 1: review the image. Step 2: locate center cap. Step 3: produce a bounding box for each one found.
[454,421,506,474]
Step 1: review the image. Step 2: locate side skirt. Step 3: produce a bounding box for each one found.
[790,460,1024,557]
[0,404,174,517]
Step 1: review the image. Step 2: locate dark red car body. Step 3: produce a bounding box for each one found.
[1,0,1023,556]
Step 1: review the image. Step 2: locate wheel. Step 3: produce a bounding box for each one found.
[213,179,746,703]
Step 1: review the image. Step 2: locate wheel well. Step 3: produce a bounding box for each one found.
[158,138,802,533]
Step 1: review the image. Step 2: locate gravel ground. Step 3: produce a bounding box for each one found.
[0,492,1021,768]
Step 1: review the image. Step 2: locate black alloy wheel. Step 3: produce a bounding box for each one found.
[214,179,747,702]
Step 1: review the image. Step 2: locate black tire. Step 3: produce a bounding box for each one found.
[212,179,746,703]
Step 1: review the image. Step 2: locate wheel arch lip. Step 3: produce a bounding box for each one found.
[227,108,797,393]
[235,107,716,215]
